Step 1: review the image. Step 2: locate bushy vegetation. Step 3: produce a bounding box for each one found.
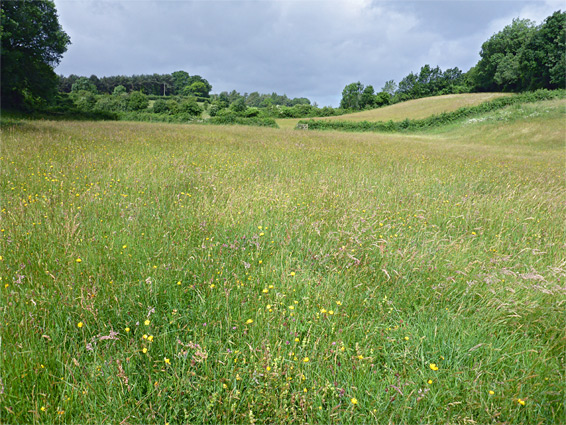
[303,89,565,132]
[205,115,279,128]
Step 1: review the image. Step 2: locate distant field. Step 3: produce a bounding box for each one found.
[1,100,565,424]
[323,93,513,122]
[277,93,512,129]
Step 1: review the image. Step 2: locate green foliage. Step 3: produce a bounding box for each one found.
[229,98,247,113]
[1,0,71,109]
[340,81,364,109]
[71,90,97,111]
[166,99,181,115]
[127,91,149,111]
[298,89,565,132]
[112,85,127,96]
[178,98,202,116]
[360,85,376,108]
[182,81,211,98]
[475,19,537,91]
[71,77,98,94]
[171,70,190,94]
[205,115,278,127]
[382,80,397,96]
[396,65,467,101]
[152,99,169,114]
[519,11,566,90]
[472,12,565,92]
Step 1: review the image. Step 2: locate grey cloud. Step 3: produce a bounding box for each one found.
[54,0,561,106]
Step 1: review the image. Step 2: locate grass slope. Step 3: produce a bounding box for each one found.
[1,108,565,424]
[276,93,511,129]
[323,93,513,122]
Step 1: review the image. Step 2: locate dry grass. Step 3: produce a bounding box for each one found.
[276,93,512,129]
[328,93,512,122]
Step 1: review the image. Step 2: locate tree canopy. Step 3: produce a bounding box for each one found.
[1,0,70,108]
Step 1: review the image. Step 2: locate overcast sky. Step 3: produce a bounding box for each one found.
[53,0,562,106]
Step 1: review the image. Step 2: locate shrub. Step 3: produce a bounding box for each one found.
[152,99,169,114]
[127,91,149,111]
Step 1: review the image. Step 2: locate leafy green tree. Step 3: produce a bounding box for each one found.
[474,18,537,91]
[1,0,71,108]
[374,92,392,107]
[187,75,212,96]
[171,71,190,94]
[360,85,376,108]
[113,85,127,95]
[217,92,230,108]
[183,81,209,98]
[340,82,364,109]
[230,98,247,113]
[72,77,97,94]
[127,91,149,111]
[520,11,566,90]
[382,80,397,96]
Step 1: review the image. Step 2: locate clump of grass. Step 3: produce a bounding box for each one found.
[1,114,564,423]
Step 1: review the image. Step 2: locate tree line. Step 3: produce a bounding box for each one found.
[59,71,212,98]
[340,11,565,111]
[1,1,563,116]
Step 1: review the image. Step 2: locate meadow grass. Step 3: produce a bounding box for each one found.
[322,93,513,122]
[1,110,565,424]
[276,93,511,130]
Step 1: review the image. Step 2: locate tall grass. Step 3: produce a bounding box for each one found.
[1,114,564,424]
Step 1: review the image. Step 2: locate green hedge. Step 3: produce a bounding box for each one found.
[297,89,566,133]
[205,115,278,128]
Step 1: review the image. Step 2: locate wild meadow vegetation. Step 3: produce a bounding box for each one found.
[1,96,565,424]
[298,89,566,133]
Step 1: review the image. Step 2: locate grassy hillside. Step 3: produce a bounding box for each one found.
[1,106,565,423]
[322,93,512,122]
[276,93,512,129]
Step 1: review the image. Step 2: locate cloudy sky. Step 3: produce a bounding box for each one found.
[53,0,562,106]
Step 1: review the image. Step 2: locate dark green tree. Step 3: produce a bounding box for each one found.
[171,71,190,94]
[72,77,97,94]
[183,81,209,98]
[520,11,565,90]
[340,82,364,109]
[474,18,537,91]
[1,0,71,108]
[360,85,376,109]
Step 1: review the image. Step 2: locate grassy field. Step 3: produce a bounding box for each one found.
[1,98,565,424]
[276,93,512,129]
